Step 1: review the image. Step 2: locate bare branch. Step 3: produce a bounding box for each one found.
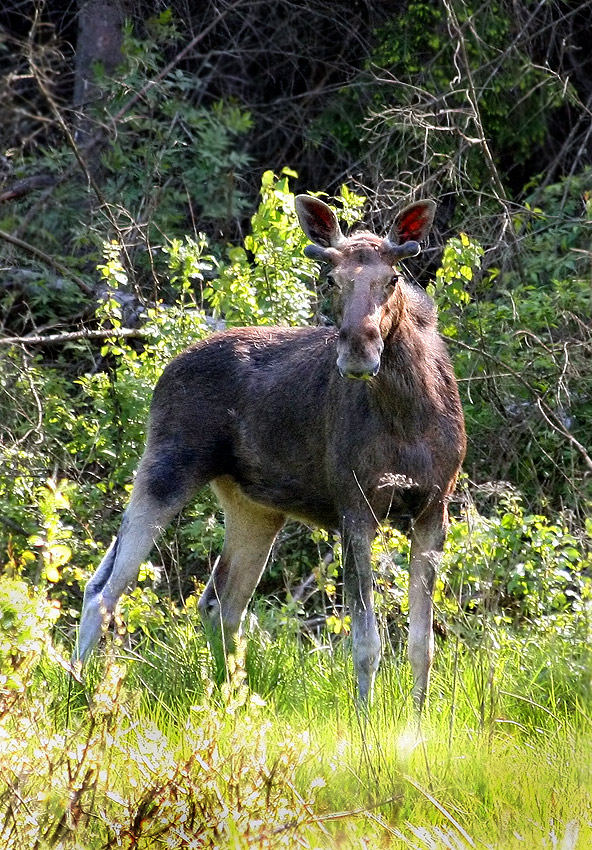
[449,337,592,474]
[0,327,149,347]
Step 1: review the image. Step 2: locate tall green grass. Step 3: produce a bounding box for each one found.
[1,606,591,848]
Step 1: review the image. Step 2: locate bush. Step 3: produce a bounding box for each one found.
[432,170,592,516]
[442,490,591,625]
[0,578,60,716]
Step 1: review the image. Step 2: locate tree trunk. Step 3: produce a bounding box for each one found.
[74,0,125,147]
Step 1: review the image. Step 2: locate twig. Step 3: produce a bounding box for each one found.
[442,0,515,216]
[290,572,317,603]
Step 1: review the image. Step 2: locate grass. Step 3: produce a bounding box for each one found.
[1,606,591,848]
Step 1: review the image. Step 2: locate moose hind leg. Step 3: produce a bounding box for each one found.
[74,451,201,664]
[198,477,285,649]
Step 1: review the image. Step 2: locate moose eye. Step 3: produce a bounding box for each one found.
[384,275,398,294]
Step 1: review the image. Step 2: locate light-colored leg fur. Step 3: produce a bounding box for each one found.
[198,476,285,645]
[74,470,190,664]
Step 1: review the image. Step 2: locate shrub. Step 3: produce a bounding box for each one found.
[0,578,60,716]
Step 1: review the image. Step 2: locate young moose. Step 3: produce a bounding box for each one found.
[74,195,466,708]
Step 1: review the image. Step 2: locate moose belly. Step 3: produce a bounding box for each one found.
[234,472,341,530]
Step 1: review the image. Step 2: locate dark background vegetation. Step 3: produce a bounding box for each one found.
[1,0,591,643]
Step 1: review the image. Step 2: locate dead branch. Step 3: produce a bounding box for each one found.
[0,175,56,203]
[0,327,149,347]
[0,228,94,295]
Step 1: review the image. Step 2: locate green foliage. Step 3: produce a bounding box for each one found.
[442,491,591,624]
[432,231,484,312]
[27,478,76,586]
[0,578,60,715]
[510,174,592,289]
[204,169,317,326]
[428,170,592,514]
[119,585,166,637]
[98,68,253,241]
[161,232,216,300]
[102,20,253,233]
[367,490,591,642]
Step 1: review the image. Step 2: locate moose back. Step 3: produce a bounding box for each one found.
[74,194,466,708]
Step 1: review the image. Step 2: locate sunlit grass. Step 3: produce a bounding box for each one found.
[1,607,591,848]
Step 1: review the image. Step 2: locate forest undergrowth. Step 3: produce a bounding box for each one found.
[1,597,591,849]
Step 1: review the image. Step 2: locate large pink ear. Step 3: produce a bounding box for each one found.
[295,196,344,247]
[391,200,436,244]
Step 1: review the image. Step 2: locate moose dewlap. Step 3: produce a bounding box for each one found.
[74,195,466,708]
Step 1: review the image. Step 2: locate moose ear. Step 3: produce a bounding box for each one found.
[295,195,344,248]
[391,200,436,245]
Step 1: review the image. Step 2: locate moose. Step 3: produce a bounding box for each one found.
[74,194,466,709]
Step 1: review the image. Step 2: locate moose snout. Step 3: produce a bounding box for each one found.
[337,324,383,380]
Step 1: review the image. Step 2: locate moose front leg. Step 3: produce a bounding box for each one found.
[408,505,447,712]
[342,514,381,703]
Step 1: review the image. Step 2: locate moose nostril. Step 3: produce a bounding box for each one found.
[338,327,349,343]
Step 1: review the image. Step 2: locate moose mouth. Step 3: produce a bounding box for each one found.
[338,364,380,380]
